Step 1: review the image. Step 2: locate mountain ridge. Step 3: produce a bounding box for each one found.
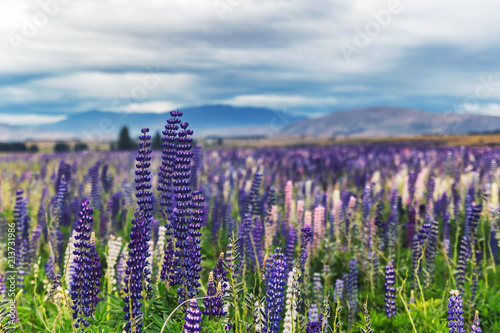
[281,107,500,137]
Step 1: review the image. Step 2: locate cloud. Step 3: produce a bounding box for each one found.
[1,0,500,124]
[0,113,66,125]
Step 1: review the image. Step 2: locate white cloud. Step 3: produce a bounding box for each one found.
[1,0,500,123]
[0,113,66,125]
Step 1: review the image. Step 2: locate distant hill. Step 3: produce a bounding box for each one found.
[38,105,305,140]
[281,107,500,137]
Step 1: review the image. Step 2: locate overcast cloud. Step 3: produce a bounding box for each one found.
[1,0,500,123]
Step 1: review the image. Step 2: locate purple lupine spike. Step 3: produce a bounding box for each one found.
[213,252,228,291]
[239,213,256,268]
[249,173,263,216]
[299,225,313,273]
[406,205,416,248]
[424,219,439,286]
[471,250,483,302]
[190,145,201,189]
[70,200,100,329]
[471,310,482,333]
[37,200,48,241]
[263,246,287,333]
[101,164,113,193]
[123,209,150,333]
[347,259,358,327]
[284,226,296,273]
[203,272,225,319]
[306,314,322,333]
[447,290,465,333]
[183,299,202,333]
[111,191,123,220]
[55,161,71,193]
[88,162,103,212]
[455,236,469,294]
[384,262,396,318]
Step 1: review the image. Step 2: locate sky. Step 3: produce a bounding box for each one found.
[1,0,500,125]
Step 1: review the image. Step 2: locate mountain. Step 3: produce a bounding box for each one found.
[38,105,305,140]
[281,107,500,137]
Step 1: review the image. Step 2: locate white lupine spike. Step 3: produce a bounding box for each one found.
[156,226,166,281]
[63,230,77,288]
[283,268,299,333]
[106,234,122,290]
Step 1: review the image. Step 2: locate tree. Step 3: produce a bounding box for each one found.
[28,144,39,153]
[118,126,135,150]
[152,131,162,150]
[74,142,89,152]
[54,142,71,153]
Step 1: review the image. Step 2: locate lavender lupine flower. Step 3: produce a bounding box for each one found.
[447,290,465,333]
[313,273,323,308]
[239,213,256,267]
[424,219,439,286]
[37,200,48,240]
[333,279,344,304]
[190,145,201,189]
[249,173,263,217]
[456,236,469,294]
[101,164,113,193]
[70,201,101,329]
[183,299,202,333]
[443,212,451,258]
[384,262,396,318]
[263,247,288,333]
[347,260,358,327]
[308,303,319,322]
[88,162,103,212]
[471,310,482,333]
[471,250,483,302]
[406,205,416,248]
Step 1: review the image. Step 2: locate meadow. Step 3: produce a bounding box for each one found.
[1,110,499,332]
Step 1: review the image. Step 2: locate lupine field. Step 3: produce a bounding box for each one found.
[1,110,500,332]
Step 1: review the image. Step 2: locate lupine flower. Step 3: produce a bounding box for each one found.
[447,290,465,333]
[333,279,344,304]
[283,268,300,333]
[299,225,313,273]
[308,303,319,322]
[347,259,358,327]
[456,236,469,294]
[203,272,225,319]
[263,247,288,333]
[183,299,202,333]
[312,205,325,252]
[313,272,323,308]
[70,201,101,329]
[123,209,151,333]
[88,162,103,212]
[384,262,396,318]
[471,250,483,302]
[424,219,439,286]
[306,313,322,333]
[101,164,113,193]
[471,310,482,333]
[106,235,122,292]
